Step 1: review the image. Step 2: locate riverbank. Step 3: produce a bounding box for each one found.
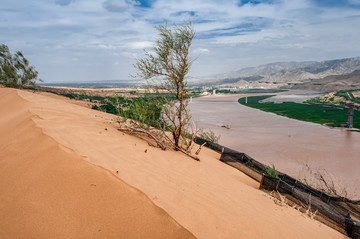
[190,92,360,199]
[238,95,359,128]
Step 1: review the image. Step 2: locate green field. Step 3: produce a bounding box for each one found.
[238,95,359,128]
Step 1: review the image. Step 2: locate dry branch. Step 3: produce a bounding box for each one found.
[195,142,206,155]
[175,145,200,161]
[118,121,200,161]
[118,125,167,150]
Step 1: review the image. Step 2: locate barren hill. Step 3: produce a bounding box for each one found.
[285,70,360,92]
[191,57,360,89]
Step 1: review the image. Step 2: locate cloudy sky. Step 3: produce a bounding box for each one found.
[1,0,360,83]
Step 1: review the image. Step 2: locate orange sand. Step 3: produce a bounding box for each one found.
[0,88,348,239]
[0,88,193,239]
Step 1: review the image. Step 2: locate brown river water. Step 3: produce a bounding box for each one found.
[189,91,360,199]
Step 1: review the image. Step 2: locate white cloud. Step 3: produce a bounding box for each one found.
[102,0,130,13]
[1,0,360,82]
[123,51,140,59]
[128,41,153,50]
[98,44,117,50]
[192,48,210,54]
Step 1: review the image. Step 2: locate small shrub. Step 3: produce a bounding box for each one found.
[245,158,254,167]
[100,102,118,115]
[197,129,221,143]
[264,164,279,179]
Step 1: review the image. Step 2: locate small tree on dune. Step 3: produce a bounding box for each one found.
[0,43,42,88]
[0,44,17,87]
[133,21,195,149]
[13,50,41,88]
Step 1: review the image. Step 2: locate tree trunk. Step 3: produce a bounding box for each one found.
[173,130,179,149]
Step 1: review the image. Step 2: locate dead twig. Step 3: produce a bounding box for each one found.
[269,191,288,207]
[195,142,206,155]
[175,145,200,161]
[118,122,200,161]
[304,194,318,219]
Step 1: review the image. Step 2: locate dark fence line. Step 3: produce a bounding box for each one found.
[194,137,360,239]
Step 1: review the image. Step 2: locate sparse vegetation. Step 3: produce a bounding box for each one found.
[27,86,165,128]
[197,129,221,143]
[245,158,254,167]
[33,85,221,158]
[298,164,351,198]
[308,89,360,107]
[264,164,279,179]
[269,191,288,207]
[269,190,318,219]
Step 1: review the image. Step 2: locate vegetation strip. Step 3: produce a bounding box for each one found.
[238,95,360,128]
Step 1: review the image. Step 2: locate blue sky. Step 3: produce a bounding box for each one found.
[1,0,360,83]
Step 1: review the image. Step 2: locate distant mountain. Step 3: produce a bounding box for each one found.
[190,57,360,89]
[285,70,360,92]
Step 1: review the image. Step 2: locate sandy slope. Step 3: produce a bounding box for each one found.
[0,88,347,239]
[0,88,194,239]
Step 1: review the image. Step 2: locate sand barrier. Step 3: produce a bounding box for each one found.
[194,137,360,239]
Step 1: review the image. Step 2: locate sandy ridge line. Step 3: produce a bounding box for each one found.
[0,88,195,239]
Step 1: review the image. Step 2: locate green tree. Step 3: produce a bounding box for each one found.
[0,44,42,88]
[0,44,17,87]
[13,51,41,88]
[133,22,195,149]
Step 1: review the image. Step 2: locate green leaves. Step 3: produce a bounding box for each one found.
[0,43,42,88]
[133,21,195,82]
[264,164,279,179]
[132,21,195,148]
[0,44,16,87]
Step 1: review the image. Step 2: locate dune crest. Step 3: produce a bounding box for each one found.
[0,88,194,238]
[0,88,347,238]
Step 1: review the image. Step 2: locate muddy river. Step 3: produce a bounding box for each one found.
[189,90,360,198]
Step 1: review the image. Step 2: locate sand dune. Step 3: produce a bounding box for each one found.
[0,88,347,238]
[0,88,194,239]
